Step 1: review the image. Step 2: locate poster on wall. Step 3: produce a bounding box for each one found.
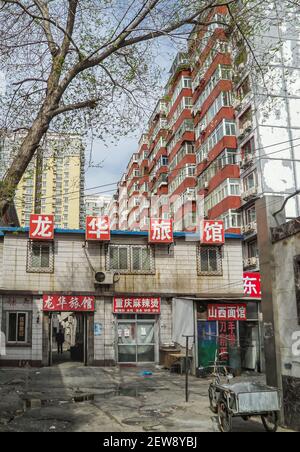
[113,297,161,314]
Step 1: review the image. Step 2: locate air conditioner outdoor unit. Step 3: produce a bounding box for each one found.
[94,271,115,286]
[250,257,258,266]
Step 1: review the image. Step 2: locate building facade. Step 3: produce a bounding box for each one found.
[85,195,111,218]
[0,132,85,230]
[0,227,261,371]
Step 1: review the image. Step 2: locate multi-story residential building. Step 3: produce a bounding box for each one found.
[85,195,111,218]
[108,194,119,230]
[0,132,85,229]
[190,6,240,235]
[137,134,150,231]
[166,53,196,232]
[117,173,128,231]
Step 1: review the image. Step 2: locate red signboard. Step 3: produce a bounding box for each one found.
[149,219,173,244]
[243,272,261,298]
[113,297,161,314]
[200,220,225,245]
[43,295,95,312]
[86,215,111,241]
[219,320,237,361]
[208,304,247,321]
[30,214,54,240]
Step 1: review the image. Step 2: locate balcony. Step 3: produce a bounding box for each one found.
[241,221,257,235]
[241,186,258,202]
[169,52,190,78]
[240,153,255,170]
[243,256,259,270]
[238,120,253,142]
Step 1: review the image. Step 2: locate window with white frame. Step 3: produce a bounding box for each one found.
[204,179,240,216]
[198,246,223,275]
[196,119,236,165]
[107,245,154,274]
[243,171,257,191]
[27,241,54,273]
[7,312,29,344]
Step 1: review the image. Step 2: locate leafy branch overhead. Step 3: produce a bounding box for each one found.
[0,0,294,217]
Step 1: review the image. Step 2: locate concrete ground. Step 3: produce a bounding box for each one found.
[0,364,292,432]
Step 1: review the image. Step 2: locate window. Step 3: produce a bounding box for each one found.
[7,312,28,343]
[27,241,54,273]
[107,245,154,274]
[247,240,258,258]
[243,171,257,191]
[198,246,223,276]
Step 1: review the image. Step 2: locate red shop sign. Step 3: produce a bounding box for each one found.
[113,297,161,314]
[200,220,225,245]
[243,272,261,298]
[30,214,54,240]
[43,295,95,312]
[208,304,247,321]
[149,219,173,244]
[86,215,111,241]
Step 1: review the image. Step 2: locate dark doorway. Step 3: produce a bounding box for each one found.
[51,312,85,365]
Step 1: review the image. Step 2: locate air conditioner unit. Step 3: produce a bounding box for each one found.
[94,271,115,286]
[241,225,246,234]
[250,221,257,232]
[250,257,258,266]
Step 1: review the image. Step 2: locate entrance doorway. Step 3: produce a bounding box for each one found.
[49,312,87,366]
[117,315,157,364]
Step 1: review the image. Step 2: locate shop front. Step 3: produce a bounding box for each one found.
[113,297,161,364]
[196,300,262,373]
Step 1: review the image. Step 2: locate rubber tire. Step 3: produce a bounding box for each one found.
[208,384,218,414]
[261,412,278,433]
[218,398,233,433]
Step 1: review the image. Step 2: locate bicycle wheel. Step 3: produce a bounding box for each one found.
[261,412,278,432]
[218,398,233,432]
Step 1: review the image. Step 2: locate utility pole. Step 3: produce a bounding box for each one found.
[256,196,285,389]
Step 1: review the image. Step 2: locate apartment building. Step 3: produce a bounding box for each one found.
[85,195,111,218]
[0,132,85,229]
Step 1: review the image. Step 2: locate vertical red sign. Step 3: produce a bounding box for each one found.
[201,220,225,245]
[86,216,111,241]
[149,219,173,244]
[243,272,261,298]
[29,214,54,240]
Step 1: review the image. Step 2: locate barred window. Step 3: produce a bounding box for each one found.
[7,312,28,343]
[107,245,154,274]
[198,246,223,276]
[27,241,54,273]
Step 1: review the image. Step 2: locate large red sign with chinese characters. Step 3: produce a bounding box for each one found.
[86,216,111,241]
[200,220,225,245]
[208,304,247,321]
[30,214,54,240]
[243,272,261,298]
[43,295,95,312]
[149,219,173,244]
[113,297,161,314]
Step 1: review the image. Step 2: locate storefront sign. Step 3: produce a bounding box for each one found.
[86,215,110,241]
[200,220,225,245]
[208,304,247,321]
[113,297,161,314]
[43,295,95,312]
[149,219,173,244]
[243,272,261,298]
[30,214,54,240]
[219,320,237,360]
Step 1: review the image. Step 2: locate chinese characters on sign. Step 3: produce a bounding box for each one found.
[207,304,247,321]
[43,295,95,312]
[200,220,225,245]
[149,219,173,244]
[243,272,261,298]
[113,297,161,314]
[30,214,54,240]
[219,321,237,361]
[86,216,111,241]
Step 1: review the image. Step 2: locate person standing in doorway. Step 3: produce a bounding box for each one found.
[56,329,65,354]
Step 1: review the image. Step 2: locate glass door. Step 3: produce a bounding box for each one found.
[117,316,156,363]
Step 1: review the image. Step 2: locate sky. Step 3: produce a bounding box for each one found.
[84,39,181,198]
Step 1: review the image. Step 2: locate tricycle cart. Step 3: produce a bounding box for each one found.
[209,381,281,432]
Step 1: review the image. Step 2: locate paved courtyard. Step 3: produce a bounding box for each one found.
[0,364,292,432]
